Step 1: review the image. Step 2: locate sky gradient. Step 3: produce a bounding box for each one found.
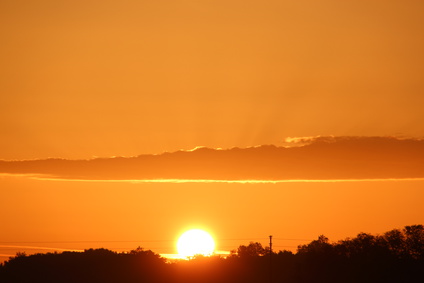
[1,0,424,160]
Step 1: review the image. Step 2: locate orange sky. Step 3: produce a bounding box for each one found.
[1,0,424,160]
[1,176,423,263]
[1,0,423,263]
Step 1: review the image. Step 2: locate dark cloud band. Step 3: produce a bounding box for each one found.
[1,136,423,181]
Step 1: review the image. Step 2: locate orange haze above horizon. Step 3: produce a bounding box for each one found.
[1,176,424,264]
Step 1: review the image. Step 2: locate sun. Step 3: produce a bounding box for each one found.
[177,229,215,258]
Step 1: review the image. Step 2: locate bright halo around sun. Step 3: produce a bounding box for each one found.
[177,229,215,258]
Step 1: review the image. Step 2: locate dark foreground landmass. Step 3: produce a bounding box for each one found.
[1,225,423,283]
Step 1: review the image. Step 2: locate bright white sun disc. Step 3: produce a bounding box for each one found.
[177,229,215,257]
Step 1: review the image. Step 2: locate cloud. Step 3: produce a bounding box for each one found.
[0,245,83,252]
[1,136,423,181]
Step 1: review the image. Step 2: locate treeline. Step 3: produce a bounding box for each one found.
[1,225,423,283]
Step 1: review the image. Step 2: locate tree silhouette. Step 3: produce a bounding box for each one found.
[232,242,266,258]
[404,224,424,259]
[1,225,423,283]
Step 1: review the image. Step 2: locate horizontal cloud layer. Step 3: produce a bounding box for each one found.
[1,136,423,181]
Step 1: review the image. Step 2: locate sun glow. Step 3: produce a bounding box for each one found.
[177,229,215,258]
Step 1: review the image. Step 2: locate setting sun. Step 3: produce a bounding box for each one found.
[177,229,215,258]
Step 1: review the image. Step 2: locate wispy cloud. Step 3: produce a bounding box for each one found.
[1,136,423,181]
[0,245,83,252]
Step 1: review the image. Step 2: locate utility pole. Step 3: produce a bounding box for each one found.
[269,235,273,283]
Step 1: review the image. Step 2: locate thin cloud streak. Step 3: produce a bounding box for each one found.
[29,177,424,184]
[1,136,423,181]
[0,245,83,252]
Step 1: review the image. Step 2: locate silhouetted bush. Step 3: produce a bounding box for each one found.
[1,225,423,283]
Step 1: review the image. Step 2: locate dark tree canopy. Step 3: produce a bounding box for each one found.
[232,242,267,258]
[1,225,423,283]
